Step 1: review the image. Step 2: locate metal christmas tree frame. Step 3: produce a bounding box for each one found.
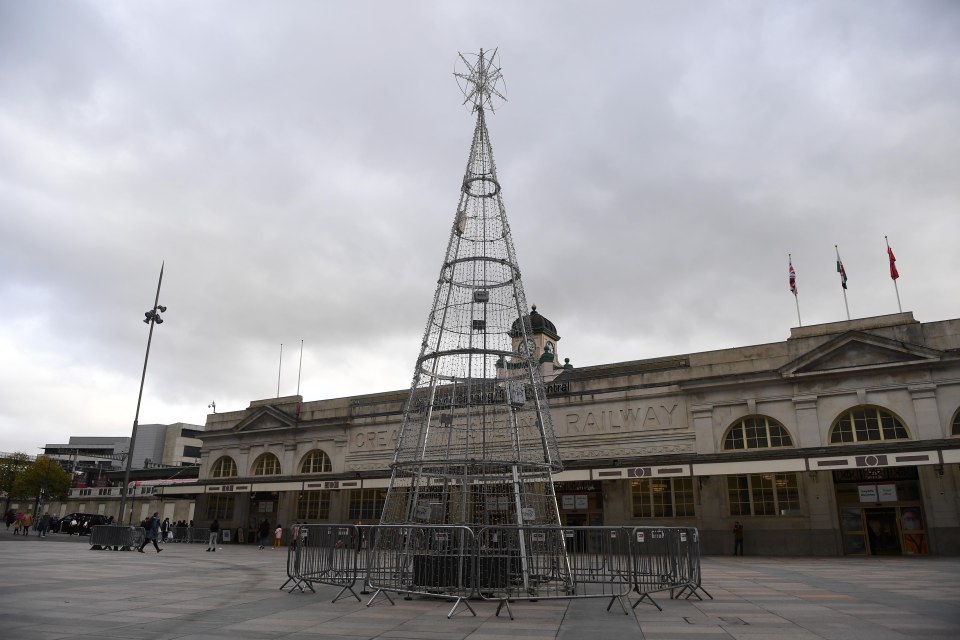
[379,49,566,533]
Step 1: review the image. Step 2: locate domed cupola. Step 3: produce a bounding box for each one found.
[507,304,562,366]
[509,304,560,340]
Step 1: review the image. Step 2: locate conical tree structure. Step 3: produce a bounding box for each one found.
[379,50,564,531]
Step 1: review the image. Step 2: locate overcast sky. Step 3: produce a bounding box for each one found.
[2,1,958,456]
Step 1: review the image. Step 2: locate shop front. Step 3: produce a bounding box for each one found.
[555,481,604,527]
[834,468,928,556]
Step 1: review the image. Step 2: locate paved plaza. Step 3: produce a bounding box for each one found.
[1,529,958,640]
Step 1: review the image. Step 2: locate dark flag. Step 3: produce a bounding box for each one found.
[836,255,848,289]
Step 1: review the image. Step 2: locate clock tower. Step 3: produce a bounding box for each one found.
[508,304,567,381]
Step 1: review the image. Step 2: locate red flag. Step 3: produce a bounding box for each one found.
[789,261,797,296]
[887,246,899,280]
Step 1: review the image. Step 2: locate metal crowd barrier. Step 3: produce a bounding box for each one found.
[170,526,189,543]
[167,526,211,543]
[190,527,210,543]
[281,525,362,603]
[628,526,712,609]
[282,523,708,619]
[563,527,633,612]
[281,525,315,594]
[670,527,711,600]
[89,525,145,550]
[367,524,475,618]
[474,526,572,618]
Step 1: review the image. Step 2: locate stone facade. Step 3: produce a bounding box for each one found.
[55,312,960,555]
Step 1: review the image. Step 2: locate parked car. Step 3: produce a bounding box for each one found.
[52,513,111,535]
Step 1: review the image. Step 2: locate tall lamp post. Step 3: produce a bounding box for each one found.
[117,263,167,524]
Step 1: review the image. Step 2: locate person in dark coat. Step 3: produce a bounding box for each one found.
[207,519,220,552]
[733,521,744,556]
[258,519,271,550]
[138,512,163,553]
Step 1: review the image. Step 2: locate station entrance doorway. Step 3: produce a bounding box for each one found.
[555,481,603,527]
[833,467,928,556]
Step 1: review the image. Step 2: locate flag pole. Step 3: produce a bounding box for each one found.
[885,235,902,313]
[296,339,304,396]
[295,339,304,419]
[277,343,283,398]
[836,245,850,321]
[789,254,801,326]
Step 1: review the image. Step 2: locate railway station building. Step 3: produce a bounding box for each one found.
[148,309,960,556]
[46,308,960,556]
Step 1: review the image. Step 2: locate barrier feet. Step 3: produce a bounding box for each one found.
[332,585,361,604]
[495,598,514,620]
[447,596,476,619]
[365,588,395,607]
[284,579,315,594]
[671,582,712,601]
[606,594,629,615]
[630,591,662,612]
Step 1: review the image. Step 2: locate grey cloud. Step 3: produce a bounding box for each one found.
[1,1,958,453]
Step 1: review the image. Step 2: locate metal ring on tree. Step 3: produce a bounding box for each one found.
[462,176,501,198]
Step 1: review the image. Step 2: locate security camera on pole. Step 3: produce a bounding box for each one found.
[117,263,167,525]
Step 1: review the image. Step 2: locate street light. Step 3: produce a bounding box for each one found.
[117,262,166,525]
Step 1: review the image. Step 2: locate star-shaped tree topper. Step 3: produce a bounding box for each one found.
[454,48,507,113]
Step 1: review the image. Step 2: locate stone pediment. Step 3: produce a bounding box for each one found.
[781,331,942,377]
[232,405,298,433]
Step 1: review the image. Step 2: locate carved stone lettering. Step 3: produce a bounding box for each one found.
[561,400,685,436]
[351,428,399,451]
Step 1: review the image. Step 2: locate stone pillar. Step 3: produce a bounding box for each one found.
[283,442,298,475]
[692,405,715,455]
[909,385,942,439]
[792,395,820,447]
[238,446,251,477]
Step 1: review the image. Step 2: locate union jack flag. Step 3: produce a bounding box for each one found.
[836,256,848,289]
[789,261,797,296]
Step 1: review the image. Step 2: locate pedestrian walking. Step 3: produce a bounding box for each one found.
[273,524,283,549]
[138,512,163,553]
[733,521,744,556]
[4,509,14,530]
[160,517,170,543]
[257,519,270,550]
[354,521,365,555]
[290,523,301,550]
[13,511,23,535]
[36,513,49,538]
[207,519,219,552]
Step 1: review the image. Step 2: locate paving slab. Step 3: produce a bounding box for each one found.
[1,530,958,639]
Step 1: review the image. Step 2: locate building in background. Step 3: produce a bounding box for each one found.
[43,436,129,486]
[26,423,205,524]
[43,423,204,483]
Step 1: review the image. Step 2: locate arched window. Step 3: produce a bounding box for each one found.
[300,450,332,474]
[723,416,793,450]
[252,453,281,476]
[210,456,237,479]
[830,406,909,444]
[952,408,960,436]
